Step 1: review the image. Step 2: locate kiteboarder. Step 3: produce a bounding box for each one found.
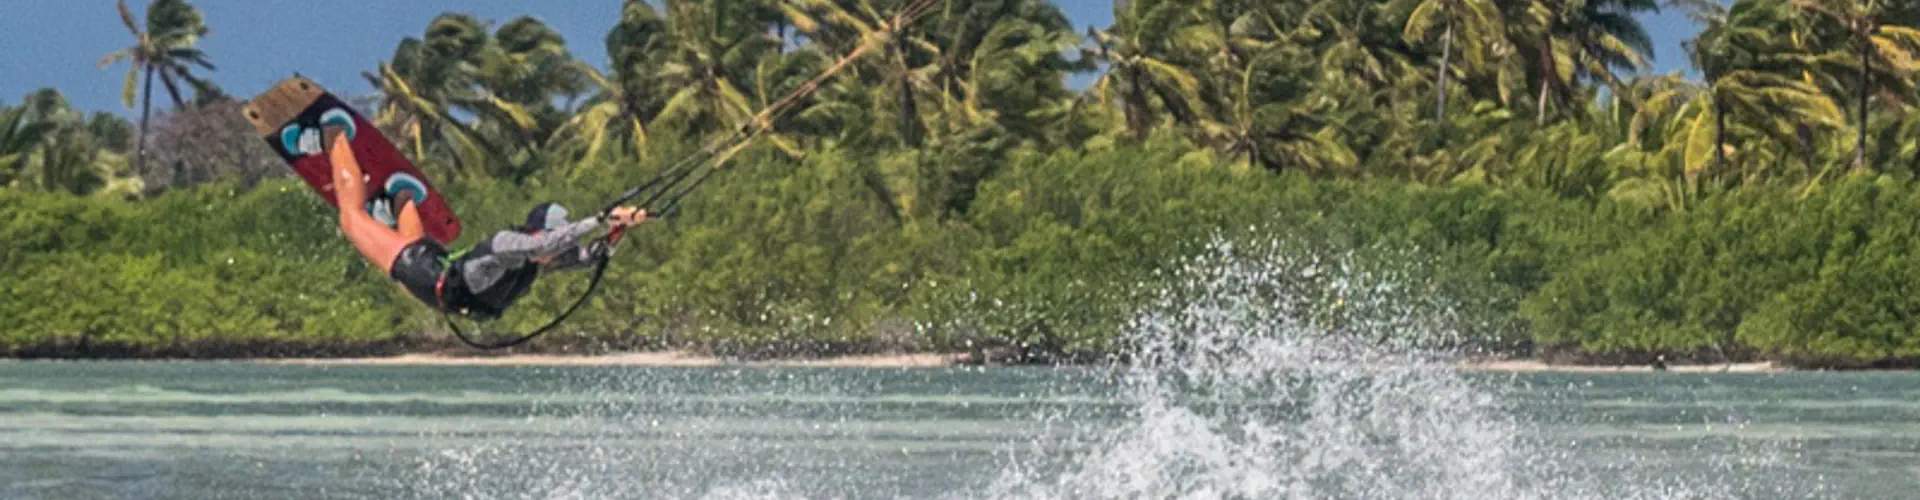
[320,128,646,320]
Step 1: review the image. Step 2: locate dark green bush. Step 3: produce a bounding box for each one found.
[9,137,1920,368]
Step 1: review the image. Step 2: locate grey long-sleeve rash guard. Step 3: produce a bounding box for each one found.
[459,216,601,292]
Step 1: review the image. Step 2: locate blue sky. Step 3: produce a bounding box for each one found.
[0,1,1704,117]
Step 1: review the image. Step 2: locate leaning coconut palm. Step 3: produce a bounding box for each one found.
[653,0,783,145]
[1193,24,1351,173]
[98,0,216,181]
[778,0,949,148]
[1563,0,1658,97]
[452,16,593,181]
[1403,0,1506,121]
[361,57,499,178]
[606,0,672,121]
[361,13,544,179]
[472,17,586,147]
[1790,0,1920,170]
[552,64,651,166]
[362,53,444,163]
[13,90,134,196]
[1681,0,1847,184]
[742,47,838,158]
[1301,0,1424,106]
[1084,0,1220,140]
[0,103,56,189]
[968,9,1087,145]
[895,0,1086,147]
[1499,0,1655,123]
[553,0,672,164]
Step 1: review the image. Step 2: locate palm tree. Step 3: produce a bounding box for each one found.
[778,0,948,148]
[362,50,450,162]
[1084,0,1219,139]
[553,0,674,162]
[38,128,112,196]
[98,0,215,182]
[473,17,586,143]
[363,13,558,179]
[1791,0,1920,170]
[1301,0,1423,106]
[443,16,595,181]
[0,103,56,189]
[606,0,672,121]
[362,43,493,177]
[863,0,1085,147]
[1403,0,1505,121]
[653,0,782,142]
[1502,0,1655,123]
[1187,5,1352,172]
[552,64,651,164]
[14,89,131,196]
[1677,0,1846,182]
[1567,0,1658,94]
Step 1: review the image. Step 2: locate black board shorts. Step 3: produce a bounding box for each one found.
[390,238,469,314]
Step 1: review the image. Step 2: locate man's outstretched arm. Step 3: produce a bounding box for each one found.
[541,240,605,271]
[489,217,602,262]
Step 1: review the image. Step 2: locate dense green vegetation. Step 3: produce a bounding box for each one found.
[7,0,1920,367]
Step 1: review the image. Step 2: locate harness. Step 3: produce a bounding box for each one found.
[432,246,468,313]
[429,228,622,350]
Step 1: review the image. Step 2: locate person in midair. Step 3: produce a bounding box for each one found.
[320,127,646,319]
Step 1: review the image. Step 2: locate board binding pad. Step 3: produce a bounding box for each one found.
[243,76,462,244]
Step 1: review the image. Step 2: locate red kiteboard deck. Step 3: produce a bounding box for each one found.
[243,76,462,244]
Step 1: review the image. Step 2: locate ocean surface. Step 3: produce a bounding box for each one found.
[2,361,1917,499]
[10,237,1920,499]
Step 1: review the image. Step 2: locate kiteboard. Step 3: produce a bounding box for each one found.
[242,75,462,244]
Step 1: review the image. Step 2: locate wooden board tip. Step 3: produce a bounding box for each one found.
[242,75,326,137]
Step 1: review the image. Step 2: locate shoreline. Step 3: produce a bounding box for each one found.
[1,351,1797,372]
[1454,358,1785,374]
[19,351,1782,373]
[252,350,968,368]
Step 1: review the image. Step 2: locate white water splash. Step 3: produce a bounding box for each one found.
[978,234,1811,500]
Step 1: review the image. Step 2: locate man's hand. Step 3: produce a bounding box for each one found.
[607,206,648,227]
[326,129,367,203]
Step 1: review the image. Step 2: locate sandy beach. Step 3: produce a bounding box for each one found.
[1456,359,1784,373]
[258,350,966,368]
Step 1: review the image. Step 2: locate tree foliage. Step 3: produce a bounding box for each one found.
[9,0,1920,367]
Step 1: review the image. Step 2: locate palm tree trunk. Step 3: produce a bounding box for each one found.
[1909,121,1920,176]
[135,67,154,179]
[1436,21,1453,122]
[776,20,788,53]
[1714,93,1727,172]
[1536,37,1553,123]
[40,135,57,192]
[1538,77,1550,123]
[1124,66,1152,139]
[895,34,922,148]
[863,169,906,225]
[1856,38,1870,170]
[1800,124,1816,177]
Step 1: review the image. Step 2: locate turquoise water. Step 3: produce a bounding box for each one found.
[9,238,1918,499]
[2,361,1917,499]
